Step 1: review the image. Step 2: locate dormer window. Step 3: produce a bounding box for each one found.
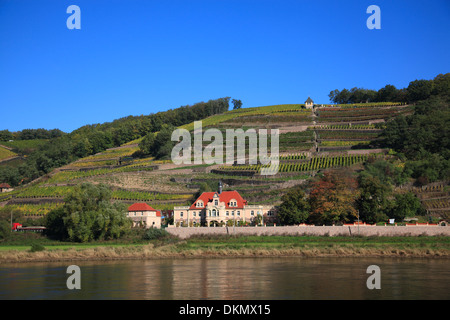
[196,201,203,208]
[229,199,237,207]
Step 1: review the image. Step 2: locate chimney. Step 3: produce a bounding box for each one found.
[218,180,223,194]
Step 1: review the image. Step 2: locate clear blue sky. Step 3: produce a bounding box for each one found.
[0,0,449,133]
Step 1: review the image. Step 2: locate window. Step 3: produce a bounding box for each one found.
[196,201,203,208]
[193,212,196,217]
[180,212,184,217]
[215,200,218,206]
[237,211,240,216]
[251,210,254,216]
[232,211,235,216]
[226,211,229,216]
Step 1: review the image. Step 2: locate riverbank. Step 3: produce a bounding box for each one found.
[1,235,449,263]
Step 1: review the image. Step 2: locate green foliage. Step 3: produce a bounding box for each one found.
[381,94,449,184]
[0,220,11,240]
[44,183,132,242]
[232,99,243,109]
[360,159,409,186]
[277,187,310,225]
[356,175,391,224]
[138,124,176,159]
[329,73,449,104]
[30,243,45,252]
[142,227,169,240]
[389,192,425,221]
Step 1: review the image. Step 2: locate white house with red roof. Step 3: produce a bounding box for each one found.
[0,183,13,193]
[128,203,162,229]
[173,182,276,227]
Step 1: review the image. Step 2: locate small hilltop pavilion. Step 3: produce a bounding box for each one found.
[304,97,314,109]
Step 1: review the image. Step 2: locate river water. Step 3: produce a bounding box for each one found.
[0,257,449,300]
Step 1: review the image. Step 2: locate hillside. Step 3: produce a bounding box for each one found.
[3,100,447,224]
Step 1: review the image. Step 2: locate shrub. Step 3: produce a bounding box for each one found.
[30,243,45,252]
[143,227,169,240]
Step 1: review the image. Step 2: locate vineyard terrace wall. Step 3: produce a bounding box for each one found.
[166,225,450,239]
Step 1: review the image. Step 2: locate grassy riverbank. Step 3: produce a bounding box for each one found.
[1,234,449,263]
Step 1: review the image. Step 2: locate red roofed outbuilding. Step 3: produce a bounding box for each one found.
[128,202,161,229]
[0,183,13,193]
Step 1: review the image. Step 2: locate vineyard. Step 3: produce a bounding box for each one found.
[0,146,17,161]
[316,106,413,123]
[7,203,62,217]
[316,130,381,140]
[179,104,312,131]
[217,154,374,174]
[312,124,380,130]
[320,140,371,147]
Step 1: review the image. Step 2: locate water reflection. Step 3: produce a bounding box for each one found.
[0,257,449,300]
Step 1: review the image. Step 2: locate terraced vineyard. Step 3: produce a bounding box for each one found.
[179,104,312,131]
[315,105,413,123]
[0,145,17,161]
[216,154,375,174]
[411,183,450,220]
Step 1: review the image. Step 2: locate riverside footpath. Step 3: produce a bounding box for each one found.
[166,224,450,239]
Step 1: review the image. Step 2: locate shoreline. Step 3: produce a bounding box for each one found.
[1,243,449,264]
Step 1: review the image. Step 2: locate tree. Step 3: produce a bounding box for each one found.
[407,79,433,102]
[389,192,425,221]
[232,99,243,110]
[356,175,392,224]
[308,171,359,225]
[45,183,131,242]
[376,84,399,102]
[0,130,13,141]
[328,89,340,104]
[138,132,156,156]
[277,186,310,225]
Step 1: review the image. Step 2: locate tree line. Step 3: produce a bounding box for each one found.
[0,97,233,186]
[328,73,449,104]
[0,128,65,142]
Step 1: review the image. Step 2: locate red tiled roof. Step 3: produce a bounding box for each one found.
[128,203,161,216]
[0,183,11,188]
[190,191,247,210]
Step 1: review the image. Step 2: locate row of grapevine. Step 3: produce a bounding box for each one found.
[320,140,371,147]
[316,130,381,140]
[111,190,192,202]
[311,124,378,130]
[334,102,405,108]
[279,153,307,160]
[422,198,450,209]
[6,203,62,216]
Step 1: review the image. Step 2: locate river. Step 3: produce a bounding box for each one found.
[0,257,449,300]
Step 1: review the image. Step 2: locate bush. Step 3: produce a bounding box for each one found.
[30,243,45,252]
[143,227,169,240]
[0,220,11,240]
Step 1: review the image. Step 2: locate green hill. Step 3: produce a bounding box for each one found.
[2,101,436,221]
[1,72,449,227]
